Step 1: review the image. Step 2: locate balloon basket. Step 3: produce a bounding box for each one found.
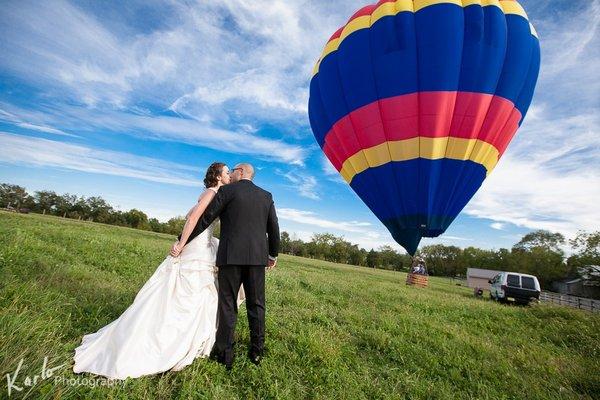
[406,273,429,288]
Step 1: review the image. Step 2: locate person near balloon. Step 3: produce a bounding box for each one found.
[72,162,280,378]
[172,162,280,370]
[411,258,427,276]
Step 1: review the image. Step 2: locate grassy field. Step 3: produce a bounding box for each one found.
[0,211,599,399]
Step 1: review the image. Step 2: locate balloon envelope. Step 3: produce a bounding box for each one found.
[308,0,540,255]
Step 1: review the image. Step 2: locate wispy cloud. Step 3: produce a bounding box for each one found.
[278,207,405,251]
[464,0,600,239]
[0,0,347,120]
[0,107,77,138]
[0,132,202,186]
[275,169,320,200]
[0,102,307,166]
[0,0,597,251]
[0,0,313,164]
[467,152,600,237]
[278,208,372,233]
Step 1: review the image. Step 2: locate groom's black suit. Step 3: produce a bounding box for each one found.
[179,179,280,365]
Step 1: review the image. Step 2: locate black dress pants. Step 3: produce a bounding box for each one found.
[214,265,265,364]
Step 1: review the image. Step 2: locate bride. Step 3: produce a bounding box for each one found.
[72,162,244,380]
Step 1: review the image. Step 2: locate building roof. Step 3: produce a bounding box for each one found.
[466,268,503,279]
[579,265,600,280]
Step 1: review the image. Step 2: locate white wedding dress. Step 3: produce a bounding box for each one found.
[73,214,245,380]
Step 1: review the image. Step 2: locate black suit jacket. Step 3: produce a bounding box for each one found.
[178,180,280,266]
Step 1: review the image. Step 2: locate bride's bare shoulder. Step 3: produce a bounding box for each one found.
[196,187,217,202]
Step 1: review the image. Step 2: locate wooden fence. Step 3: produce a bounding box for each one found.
[540,291,599,313]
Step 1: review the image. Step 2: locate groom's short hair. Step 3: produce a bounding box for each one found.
[238,163,255,179]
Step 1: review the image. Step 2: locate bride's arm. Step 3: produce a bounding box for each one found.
[184,193,205,219]
[176,189,216,249]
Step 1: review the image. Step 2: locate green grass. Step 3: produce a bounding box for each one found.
[0,211,599,399]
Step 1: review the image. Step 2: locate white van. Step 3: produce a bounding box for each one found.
[488,272,541,305]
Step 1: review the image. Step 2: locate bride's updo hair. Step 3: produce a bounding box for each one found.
[204,162,226,188]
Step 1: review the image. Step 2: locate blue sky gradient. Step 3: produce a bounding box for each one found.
[0,0,598,252]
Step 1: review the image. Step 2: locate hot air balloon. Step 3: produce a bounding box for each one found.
[308,0,540,255]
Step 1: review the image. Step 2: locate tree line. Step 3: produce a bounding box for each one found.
[2,182,598,289]
[0,183,186,235]
[281,230,599,289]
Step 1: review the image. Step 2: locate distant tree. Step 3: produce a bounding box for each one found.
[420,244,462,276]
[456,247,502,276]
[0,183,32,210]
[366,249,380,268]
[493,248,512,271]
[511,230,568,288]
[568,231,600,270]
[513,230,566,254]
[509,247,567,288]
[148,218,164,233]
[280,231,291,254]
[164,216,186,235]
[109,210,129,227]
[378,245,400,270]
[309,233,338,261]
[330,236,350,263]
[56,194,77,218]
[124,209,150,230]
[565,231,600,283]
[33,190,59,215]
[289,234,306,257]
[86,196,114,223]
[70,196,91,220]
[348,245,366,267]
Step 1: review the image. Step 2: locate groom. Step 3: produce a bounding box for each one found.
[177,163,280,369]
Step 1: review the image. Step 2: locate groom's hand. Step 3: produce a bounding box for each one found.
[170,242,182,257]
[267,257,277,270]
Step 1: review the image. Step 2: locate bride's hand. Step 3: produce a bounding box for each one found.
[170,242,182,257]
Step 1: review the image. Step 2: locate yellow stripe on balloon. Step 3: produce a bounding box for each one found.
[339,137,500,184]
[312,0,534,77]
[499,0,528,19]
[414,0,462,12]
[372,0,414,23]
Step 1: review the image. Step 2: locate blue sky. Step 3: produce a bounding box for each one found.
[0,0,598,252]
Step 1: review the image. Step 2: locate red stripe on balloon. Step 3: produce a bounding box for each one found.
[322,91,521,171]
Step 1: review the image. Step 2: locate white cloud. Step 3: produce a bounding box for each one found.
[0,107,77,138]
[467,153,600,237]
[463,0,600,240]
[0,102,307,166]
[276,169,320,200]
[0,0,344,120]
[0,132,202,186]
[1,0,598,249]
[490,222,506,231]
[278,208,372,233]
[0,0,314,163]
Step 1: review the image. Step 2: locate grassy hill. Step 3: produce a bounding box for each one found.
[0,211,598,399]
